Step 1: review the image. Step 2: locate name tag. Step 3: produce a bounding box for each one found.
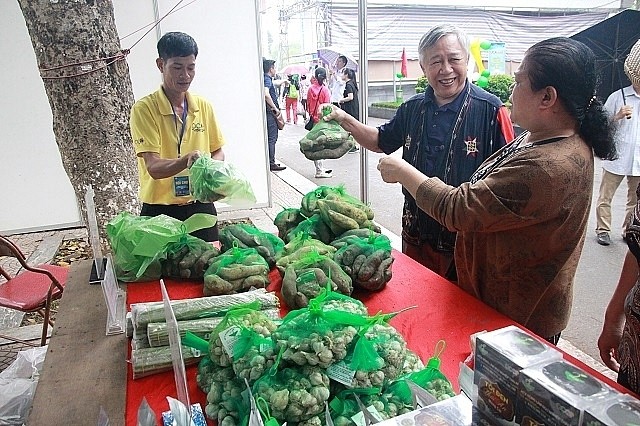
[173,175,190,197]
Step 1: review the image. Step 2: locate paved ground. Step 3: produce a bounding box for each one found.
[1,116,627,382]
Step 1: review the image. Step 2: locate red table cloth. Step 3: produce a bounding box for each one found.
[123,249,621,425]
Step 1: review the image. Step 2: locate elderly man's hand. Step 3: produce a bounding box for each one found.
[377,156,409,184]
[320,103,348,124]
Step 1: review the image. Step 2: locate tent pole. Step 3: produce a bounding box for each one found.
[357,0,369,205]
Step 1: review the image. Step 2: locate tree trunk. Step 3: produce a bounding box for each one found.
[17,0,139,247]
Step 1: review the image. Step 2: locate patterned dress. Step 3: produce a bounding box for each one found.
[621,184,640,393]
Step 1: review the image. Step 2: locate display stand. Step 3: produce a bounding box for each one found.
[84,185,105,284]
[101,255,126,335]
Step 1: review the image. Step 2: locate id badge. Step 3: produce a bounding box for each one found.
[173,174,191,197]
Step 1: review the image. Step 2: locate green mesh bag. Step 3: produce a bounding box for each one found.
[334,233,393,291]
[299,107,355,161]
[203,246,270,295]
[161,234,220,280]
[272,288,370,368]
[274,208,305,240]
[285,213,335,244]
[219,223,284,267]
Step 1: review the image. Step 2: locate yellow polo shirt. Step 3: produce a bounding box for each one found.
[130,87,225,205]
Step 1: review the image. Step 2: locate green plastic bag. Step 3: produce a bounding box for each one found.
[106,212,216,282]
[161,234,220,280]
[190,157,256,206]
[219,223,284,267]
[329,388,395,426]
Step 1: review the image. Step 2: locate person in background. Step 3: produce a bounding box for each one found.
[130,31,225,242]
[263,58,286,171]
[285,74,300,124]
[299,74,311,120]
[329,55,348,106]
[307,67,333,178]
[322,24,514,278]
[375,37,616,343]
[338,67,360,153]
[598,39,640,395]
[595,40,640,246]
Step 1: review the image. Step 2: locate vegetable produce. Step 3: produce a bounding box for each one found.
[334,234,394,291]
[281,251,353,309]
[190,156,256,205]
[131,288,280,333]
[161,236,220,280]
[218,223,284,267]
[203,247,270,296]
[146,307,280,347]
[208,308,278,381]
[273,291,368,368]
[131,345,201,379]
[253,365,332,423]
[286,214,335,244]
[274,208,305,240]
[299,116,356,161]
[205,365,246,426]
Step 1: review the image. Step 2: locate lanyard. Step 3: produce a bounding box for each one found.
[163,88,188,156]
[172,98,188,156]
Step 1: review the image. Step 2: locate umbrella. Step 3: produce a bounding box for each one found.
[570,9,640,102]
[317,46,358,71]
[279,64,310,76]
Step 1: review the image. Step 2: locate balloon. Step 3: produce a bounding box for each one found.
[396,72,404,79]
[481,69,491,78]
[477,76,489,88]
[480,40,492,50]
[470,38,485,73]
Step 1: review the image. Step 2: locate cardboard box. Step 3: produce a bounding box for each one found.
[473,325,561,425]
[374,394,473,426]
[517,359,616,426]
[581,393,640,425]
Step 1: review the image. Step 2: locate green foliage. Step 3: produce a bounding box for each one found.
[483,74,514,105]
[371,101,403,109]
[415,76,429,94]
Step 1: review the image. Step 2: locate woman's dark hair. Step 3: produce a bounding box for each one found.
[157,32,198,60]
[343,68,358,90]
[524,37,616,160]
[315,67,327,84]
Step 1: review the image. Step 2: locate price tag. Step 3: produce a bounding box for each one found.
[219,325,242,358]
[351,405,384,426]
[326,361,356,386]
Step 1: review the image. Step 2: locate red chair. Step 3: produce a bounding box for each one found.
[0,235,68,346]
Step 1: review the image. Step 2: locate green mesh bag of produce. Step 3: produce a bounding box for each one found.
[190,156,256,206]
[219,223,284,268]
[273,287,369,368]
[329,388,399,426]
[274,208,304,240]
[203,246,270,296]
[285,213,335,244]
[106,211,216,282]
[209,305,276,368]
[299,107,355,161]
[252,355,331,424]
[161,234,219,280]
[334,233,393,291]
[384,340,455,407]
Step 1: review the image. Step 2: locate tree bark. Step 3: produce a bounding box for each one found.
[17,0,139,247]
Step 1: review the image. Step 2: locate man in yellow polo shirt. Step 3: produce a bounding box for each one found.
[130,32,225,242]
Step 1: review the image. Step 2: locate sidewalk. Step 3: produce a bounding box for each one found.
[1,159,617,382]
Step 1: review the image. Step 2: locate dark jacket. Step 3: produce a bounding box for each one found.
[378,82,514,252]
